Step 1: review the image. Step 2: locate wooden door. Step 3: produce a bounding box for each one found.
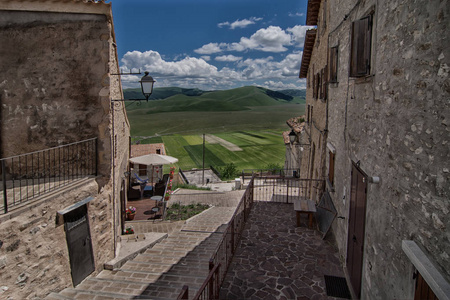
[347,163,367,298]
[64,204,95,286]
[415,272,438,300]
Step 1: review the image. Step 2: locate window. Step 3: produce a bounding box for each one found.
[307,105,310,123]
[350,15,372,77]
[329,46,338,83]
[320,68,328,100]
[329,151,335,186]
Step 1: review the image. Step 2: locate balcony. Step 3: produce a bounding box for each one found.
[1,138,97,215]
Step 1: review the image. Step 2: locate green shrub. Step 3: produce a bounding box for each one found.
[220,163,238,180]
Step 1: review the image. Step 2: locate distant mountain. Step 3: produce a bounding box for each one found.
[278,89,306,98]
[124,86,306,114]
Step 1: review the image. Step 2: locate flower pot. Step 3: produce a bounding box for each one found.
[127,213,136,220]
[165,196,170,201]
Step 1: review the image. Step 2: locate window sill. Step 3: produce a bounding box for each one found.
[349,74,374,84]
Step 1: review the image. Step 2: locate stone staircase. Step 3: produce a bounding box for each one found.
[46,206,236,300]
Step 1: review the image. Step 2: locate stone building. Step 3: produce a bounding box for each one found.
[292,0,450,298]
[0,0,130,298]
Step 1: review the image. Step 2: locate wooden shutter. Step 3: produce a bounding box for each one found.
[328,151,335,186]
[329,47,338,82]
[350,16,372,77]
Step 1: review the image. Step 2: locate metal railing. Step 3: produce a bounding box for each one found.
[252,176,325,204]
[241,168,301,184]
[1,138,97,214]
[177,175,325,299]
[188,175,255,300]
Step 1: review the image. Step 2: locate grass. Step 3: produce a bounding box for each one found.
[156,131,286,171]
[126,88,305,171]
[165,203,211,221]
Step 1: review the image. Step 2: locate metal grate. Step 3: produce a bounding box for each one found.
[324,275,352,299]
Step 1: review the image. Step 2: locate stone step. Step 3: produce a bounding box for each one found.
[76,277,149,296]
[121,261,210,277]
[59,287,167,300]
[45,292,73,300]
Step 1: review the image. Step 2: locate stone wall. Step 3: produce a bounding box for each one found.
[0,179,105,299]
[0,4,131,298]
[299,0,330,204]
[325,0,449,298]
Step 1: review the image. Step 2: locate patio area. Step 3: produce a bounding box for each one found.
[220,201,347,300]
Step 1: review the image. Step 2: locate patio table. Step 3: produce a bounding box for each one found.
[294,199,316,228]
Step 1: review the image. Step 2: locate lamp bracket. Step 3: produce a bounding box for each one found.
[110,69,142,76]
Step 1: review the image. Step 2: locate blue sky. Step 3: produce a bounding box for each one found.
[111,0,312,91]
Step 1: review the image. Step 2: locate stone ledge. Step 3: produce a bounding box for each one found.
[104,232,167,270]
[402,240,450,300]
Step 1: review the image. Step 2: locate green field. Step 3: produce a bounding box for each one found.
[126,86,305,171]
[152,131,287,171]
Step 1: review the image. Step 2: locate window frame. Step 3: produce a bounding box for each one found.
[349,15,373,77]
[329,46,338,83]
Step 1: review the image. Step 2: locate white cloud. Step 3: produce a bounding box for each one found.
[201,56,211,61]
[215,55,243,62]
[218,17,262,29]
[287,25,315,46]
[289,12,305,17]
[195,26,294,54]
[261,80,306,90]
[119,49,306,90]
[194,43,224,55]
[121,50,218,78]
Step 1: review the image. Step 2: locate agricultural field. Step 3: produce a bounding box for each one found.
[125,86,306,172]
[155,131,287,172]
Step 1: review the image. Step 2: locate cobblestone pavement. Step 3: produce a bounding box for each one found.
[220,201,345,300]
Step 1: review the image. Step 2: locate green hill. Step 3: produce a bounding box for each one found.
[124,86,305,114]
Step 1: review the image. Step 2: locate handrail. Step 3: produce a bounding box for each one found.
[176,285,189,300]
[186,175,255,300]
[192,263,221,300]
[1,138,97,214]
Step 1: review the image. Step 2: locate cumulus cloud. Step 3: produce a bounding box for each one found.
[195,25,306,54]
[215,55,243,62]
[218,17,262,29]
[194,43,225,55]
[121,50,218,78]
[201,56,211,61]
[287,25,315,46]
[261,80,306,90]
[119,48,306,90]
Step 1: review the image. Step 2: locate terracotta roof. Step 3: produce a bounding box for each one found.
[299,29,317,78]
[283,116,306,144]
[306,0,322,25]
[130,144,166,158]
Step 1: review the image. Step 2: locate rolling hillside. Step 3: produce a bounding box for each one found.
[124,86,305,114]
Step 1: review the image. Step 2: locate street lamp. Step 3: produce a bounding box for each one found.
[139,71,155,101]
[289,129,297,144]
[111,71,156,102]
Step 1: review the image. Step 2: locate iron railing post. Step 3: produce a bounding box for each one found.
[95,138,98,176]
[2,160,8,214]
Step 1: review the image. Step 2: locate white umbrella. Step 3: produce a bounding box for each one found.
[129,154,178,185]
[129,154,178,165]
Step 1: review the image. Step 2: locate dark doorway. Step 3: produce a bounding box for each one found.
[346,162,367,298]
[64,204,95,286]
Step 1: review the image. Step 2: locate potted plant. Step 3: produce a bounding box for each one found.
[124,225,134,235]
[126,206,136,220]
[169,166,175,179]
[164,190,171,201]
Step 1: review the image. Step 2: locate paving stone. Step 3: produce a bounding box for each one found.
[220,202,345,300]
